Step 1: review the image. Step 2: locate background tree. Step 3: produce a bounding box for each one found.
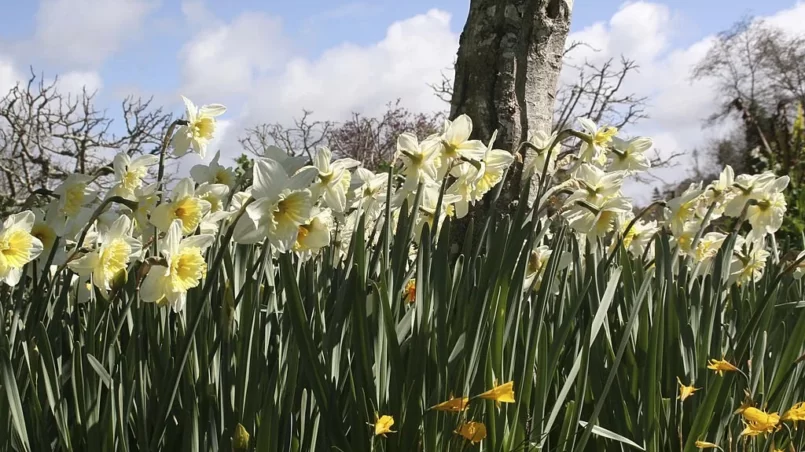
[0,70,173,212]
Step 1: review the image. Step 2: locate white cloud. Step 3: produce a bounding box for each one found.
[0,57,21,95]
[57,71,103,96]
[179,8,457,164]
[179,11,288,100]
[34,0,158,67]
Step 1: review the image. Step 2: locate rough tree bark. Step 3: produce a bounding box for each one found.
[450,0,573,209]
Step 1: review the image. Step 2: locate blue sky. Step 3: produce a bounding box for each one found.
[0,0,803,197]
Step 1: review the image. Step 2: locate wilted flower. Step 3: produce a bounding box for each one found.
[695,440,721,450]
[373,414,395,436]
[677,377,699,402]
[455,421,487,443]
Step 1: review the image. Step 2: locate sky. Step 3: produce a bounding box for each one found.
[0,0,803,201]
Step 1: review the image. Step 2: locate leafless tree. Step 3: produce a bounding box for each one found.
[239,101,443,171]
[0,69,172,211]
[239,109,332,161]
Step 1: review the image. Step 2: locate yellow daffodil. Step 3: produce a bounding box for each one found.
[737,406,780,437]
[140,220,214,312]
[403,279,416,304]
[430,396,469,412]
[677,377,700,402]
[172,96,226,159]
[479,381,515,403]
[0,211,43,286]
[373,414,395,436]
[695,440,721,450]
[781,401,805,428]
[707,358,739,376]
[68,216,142,298]
[455,421,487,443]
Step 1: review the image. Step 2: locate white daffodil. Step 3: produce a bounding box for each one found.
[473,130,514,199]
[566,163,625,205]
[351,167,388,221]
[150,178,211,235]
[793,250,805,279]
[0,211,43,286]
[131,183,159,235]
[413,183,460,241]
[436,115,486,175]
[172,96,226,159]
[260,145,308,175]
[524,244,552,289]
[140,220,214,312]
[53,174,96,235]
[396,133,440,192]
[577,118,618,166]
[196,183,230,214]
[447,161,480,219]
[730,245,770,286]
[294,208,333,256]
[68,216,142,298]
[666,183,703,236]
[693,232,727,265]
[723,172,776,217]
[607,136,652,173]
[746,175,789,238]
[190,151,237,189]
[619,216,659,258]
[234,158,318,251]
[112,153,159,196]
[524,129,558,178]
[565,196,632,240]
[310,146,360,213]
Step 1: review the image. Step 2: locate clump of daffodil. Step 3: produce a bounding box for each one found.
[140,220,214,312]
[677,377,699,402]
[455,421,487,444]
[707,358,739,376]
[430,396,469,412]
[373,414,395,436]
[0,211,43,286]
[68,216,142,298]
[150,178,211,235]
[172,96,226,159]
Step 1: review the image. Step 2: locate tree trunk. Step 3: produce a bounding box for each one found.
[450,0,573,208]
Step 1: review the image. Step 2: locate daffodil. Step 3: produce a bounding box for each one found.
[566,163,625,205]
[455,421,487,443]
[309,146,359,213]
[666,183,703,236]
[410,183,460,240]
[190,151,237,189]
[577,118,618,166]
[373,414,395,436]
[730,246,770,286]
[695,440,722,450]
[677,377,699,401]
[523,129,558,178]
[473,130,514,199]
[781,401,805,428]
[723,172,776,217]
[131,183,159,235]
[430,396,469,412]
[738,406,780,436]
[172,96,226,159]
[112,153,158,196]
[54,174,96,219]
[436,114,486,175]
[478,381,515,403]
[140,220,214,312]
[565,196,632,240]
[0,211,43,286]
[68,216,142,298]
[351,167,388,221]
[150,178,211,235]
[30,206,63,266]
[403,279,416,304]
[608,136,652,173]
[195,183,229,214]
[234,158,318,251]
[707,358,739,376]
[396,132,440,192]
[293,208,332,256]
[619,216,658,258]
[746,175,788,238]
